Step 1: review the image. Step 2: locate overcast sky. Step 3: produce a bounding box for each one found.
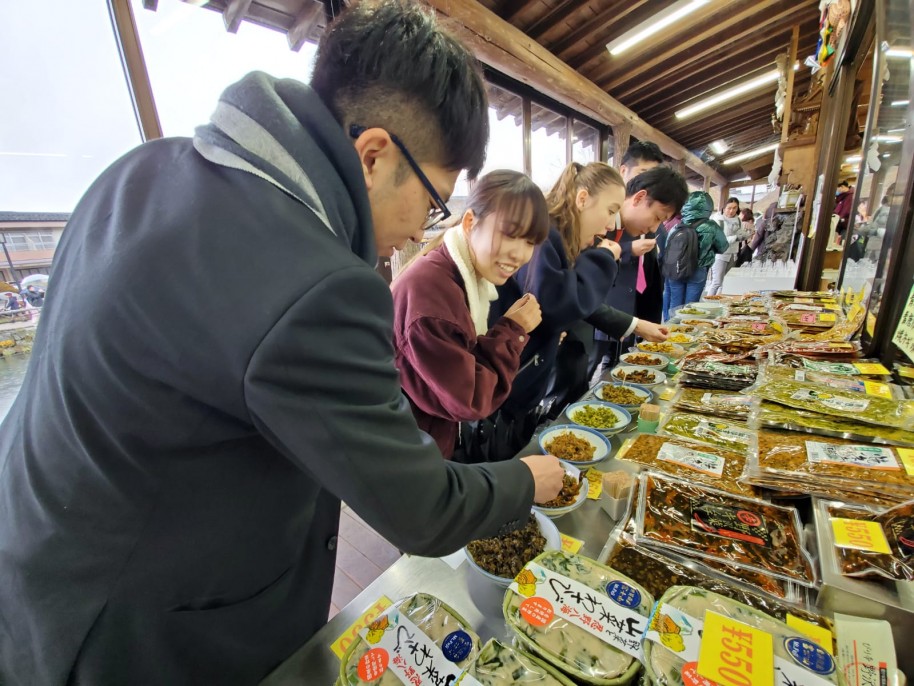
[0,0,579,213]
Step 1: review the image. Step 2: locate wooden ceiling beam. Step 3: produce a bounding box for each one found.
[287,0,325,51]
[423,0,727,184]
[625,24,818,114]
[595,0,799,92]
[223,0,254,34]
[547,0,653,59]
[499,0,534,23]
[680,120,775,151]
[668,109,776,146]
[525,0,595,40]
[665,100,777,140]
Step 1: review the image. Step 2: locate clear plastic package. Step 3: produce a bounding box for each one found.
[465,638,576,685]
[616,433,756,497]
[634,472,818,587]
[822,500,914,581]
[503,550,653,685]
[671,387,757,421]
[340,593,481,685]
[656,412,756,456]
[643,586,839,686]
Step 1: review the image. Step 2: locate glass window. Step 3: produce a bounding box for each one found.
[530,103,568,191]
[572,121,599,164]
[0,1,143,212]
[480,84,525,176]
[132,0,319,137]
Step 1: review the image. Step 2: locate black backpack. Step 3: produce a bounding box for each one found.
[662,222,700,281]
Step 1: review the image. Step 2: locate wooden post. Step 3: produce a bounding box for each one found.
[566,117,574,165]
[781,25,800,144]
[288,0,324,51]
[750,182,757,210]
[673,158,686,176]
[613,123,631,171]
[703,177,711,193]
[522,97,532,177]
[107,0,162,140]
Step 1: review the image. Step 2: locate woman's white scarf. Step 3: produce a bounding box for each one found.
[443,227,498,336]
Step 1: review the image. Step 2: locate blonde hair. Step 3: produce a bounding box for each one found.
[396,170,549,278]
[546,161,625,262]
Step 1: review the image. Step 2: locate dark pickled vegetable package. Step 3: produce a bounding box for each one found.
[634,473,818,587]
[824,500,914,581]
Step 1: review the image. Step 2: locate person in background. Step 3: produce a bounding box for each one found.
[706,197,751,296]
[834,180,854,241]
[660,213,681,321]
[392,170,549,459]
[856,193,890,262]
[0,3,565,683]
[592,141,665,374]
[665,191,728,313]
[750,203,778,256]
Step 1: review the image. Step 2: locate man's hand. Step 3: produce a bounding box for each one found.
[635,320,669,342]
[631,238,657,257]
[595,237,622,260]
[504,294,542,333]
[520,454,565,504]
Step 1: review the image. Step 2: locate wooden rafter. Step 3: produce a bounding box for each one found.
[498,0,533,23]
[287,0,324,51]
[142,0,158,9]
[223,0,255,34]
[524,0,594,40]
[546,0,653,59]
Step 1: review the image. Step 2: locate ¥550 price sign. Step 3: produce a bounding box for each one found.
[697,611,773,686]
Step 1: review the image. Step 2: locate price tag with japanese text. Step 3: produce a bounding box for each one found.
[584,468,603,499]
[830,518,891,554]
[331,596,393,659]
[509,562,648,660]
[697,611,773,686]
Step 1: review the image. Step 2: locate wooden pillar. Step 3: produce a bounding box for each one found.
[703,177,711,193]
[107,0,162,140]
[566,117,574,165]
[781,26,800,144]
[750,183,757,210]
[673,158,686,176]
[613,123,631,170]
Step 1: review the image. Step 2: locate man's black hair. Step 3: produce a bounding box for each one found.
[621,141,664,168]
[311,0,489,177]
[838,180,851,188]
[625,166,689,213]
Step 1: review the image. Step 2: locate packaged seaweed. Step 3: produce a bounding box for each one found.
[465,638,576,685]
[503,550,654,685]
[340,593,481,685]
[747,378,914,429]
[643,586,839,686]
[753,400,914,448]
[671,387,756,421]
[616,434,756,497]
[634,473,818,587]
[822,499,914,581]
[657,412,756,456]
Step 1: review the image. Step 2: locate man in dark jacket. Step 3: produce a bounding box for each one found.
[0,3,563,684]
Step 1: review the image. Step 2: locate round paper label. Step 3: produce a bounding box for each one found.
[357,648,389,681]
[606,580,642,608]
[441,630,473,662]
[519,596,554,627]
[785,637,836,675]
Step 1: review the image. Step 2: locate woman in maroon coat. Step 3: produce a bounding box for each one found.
[392,170,550,458]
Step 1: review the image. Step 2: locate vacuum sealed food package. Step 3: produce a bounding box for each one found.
[671,387,756,421]
[754,400,914,448]
[678,355,758,391]
[634,473,818,587]
[822,499,914,581]
[465,639,576,685]
[762,363,899,399]
[743,430,914,505]
[747,378,914,429]
[616,434,756,497]
[341,593,481,685]
[503,550,653,685]
[768,352,890,377]
[643,586,839,686]
[657,412,756,456]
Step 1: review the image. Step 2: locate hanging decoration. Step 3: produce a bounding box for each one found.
[807,0,851,73]
[775,53,789,121]
[768,147,783,189]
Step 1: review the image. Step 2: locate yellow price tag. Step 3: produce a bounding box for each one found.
[584,468,603,499]
[897,448,914,476]
[560,533,584,554]
[866,313,877,336]
[853,362,889,375]
[862,381,892,398]
[698,611,774,686]
[830,518,891,554]
[819,313,837,322]
[786,614,834,654]
[330,596,393,658]
[659,386,677,401]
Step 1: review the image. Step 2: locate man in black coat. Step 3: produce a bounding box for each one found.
[0,3,563,684]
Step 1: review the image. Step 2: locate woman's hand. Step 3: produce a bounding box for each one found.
[504,294,542,333]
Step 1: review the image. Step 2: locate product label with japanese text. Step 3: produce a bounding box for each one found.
[805,441,899,470]
[356,608,482,686]
[790,389,869,412]
[508,562,647,660]
[689,499,771,547]
[694,420,753,448]
[800,360,859,375]
[701,393,753,410]
[658,443,726,478]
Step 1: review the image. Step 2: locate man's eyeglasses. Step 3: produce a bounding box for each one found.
[350,125,451,230]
